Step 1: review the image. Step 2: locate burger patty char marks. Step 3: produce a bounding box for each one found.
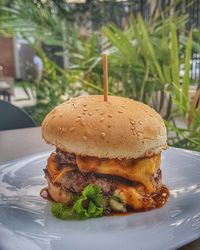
[55,148,77,167]
[46,148,162,195]
[61,171,116,194]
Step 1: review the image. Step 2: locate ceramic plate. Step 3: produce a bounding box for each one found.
[0,148,200,250]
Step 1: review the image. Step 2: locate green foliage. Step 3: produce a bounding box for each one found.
[0,0,78,125]
[165,113,200,151]
[21,47,72,125]
[51,184,107,220]
[182,32,192,112]
[101,15,200,151]
[169,23,193,116]
[33,47,68,105]
[170,22,181,104]
[23,104,54,126]
[0,0,66,45]
[0,0,199,151]
[164,29,200,151]
[101,15,191,110]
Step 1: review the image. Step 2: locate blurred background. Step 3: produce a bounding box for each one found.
[0,0,199,151]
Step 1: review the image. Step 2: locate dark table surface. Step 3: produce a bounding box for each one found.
[0,127,199,250]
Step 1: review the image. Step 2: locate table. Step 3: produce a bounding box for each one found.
[0,127,199,250]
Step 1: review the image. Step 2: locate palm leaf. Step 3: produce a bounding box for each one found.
[102,24,138,65]
[170,22,181,103]
[137,15,165,85]
[161,17,171,84]
[182,31,192,114]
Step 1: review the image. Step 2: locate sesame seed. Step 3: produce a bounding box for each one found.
[51,115,56,119]
[130,120,135,125]
[139,121,143,125]
[72,103,77,108]
[137,132,143,140]
[83,104,87,107]
[60,128,65,135]
[132,131,136,135]
[100,112,105,115]
[80,120,86,126]
[100,117,104,122]
[83,108,87,111]
[75,118,81,122]
[108,114,112,118]
[59,113,63,117]
[121,105,125,108]
[95,108,99,111]
[88,112,93,116]
[69,127,75,132]
[118,110,123,113]
[101,132,106,138]
[77,115,82,118]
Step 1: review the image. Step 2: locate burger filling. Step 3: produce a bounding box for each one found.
[43,148,168,219]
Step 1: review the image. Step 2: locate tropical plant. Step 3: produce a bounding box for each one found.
[100,14,200,150]
[0,0,78,124]
[22,46,71,125]
[0,0,199,150]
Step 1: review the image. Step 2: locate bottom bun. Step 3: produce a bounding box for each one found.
[46,176,73,205]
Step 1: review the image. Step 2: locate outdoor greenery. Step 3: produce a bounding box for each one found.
[101,16,200,151]
[0,0,199,151]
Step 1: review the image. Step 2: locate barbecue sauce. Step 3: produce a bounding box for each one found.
[108,185,169,216]
[40,187,53,201]
[40,185,169,216]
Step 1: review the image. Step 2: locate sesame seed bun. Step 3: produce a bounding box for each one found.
[41,95,167,159]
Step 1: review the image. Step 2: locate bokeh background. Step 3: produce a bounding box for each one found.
[0,0,200,151]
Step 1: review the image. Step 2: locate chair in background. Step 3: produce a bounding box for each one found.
[0,81,12,102]
[0,66,14,102]
[0,100,36,131]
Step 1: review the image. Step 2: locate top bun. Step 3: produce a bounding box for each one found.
[41,95,167,159]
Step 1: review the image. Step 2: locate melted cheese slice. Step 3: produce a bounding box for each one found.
[76,154,161,194]
[114,184,155,210]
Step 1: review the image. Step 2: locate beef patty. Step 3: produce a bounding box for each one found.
[45,148,161,195]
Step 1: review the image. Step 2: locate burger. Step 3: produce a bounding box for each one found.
[41,95,169,220]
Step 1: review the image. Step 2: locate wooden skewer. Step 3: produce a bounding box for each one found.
[102,53,108,102]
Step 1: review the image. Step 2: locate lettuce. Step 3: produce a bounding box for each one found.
[51,203,74,220]
[51,184,107,220]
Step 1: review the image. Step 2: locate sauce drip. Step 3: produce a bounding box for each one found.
[152,185,169,208]
[40,185,169,216]
[40,187,53,201]
[108,185,169,216]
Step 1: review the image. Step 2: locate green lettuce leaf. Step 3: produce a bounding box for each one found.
[51,203,75,220]
[51,184,107,220]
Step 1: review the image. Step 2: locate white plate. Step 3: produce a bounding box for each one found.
[0,148,200,250]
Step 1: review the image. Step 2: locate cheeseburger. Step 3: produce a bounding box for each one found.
[41,95,169,219]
